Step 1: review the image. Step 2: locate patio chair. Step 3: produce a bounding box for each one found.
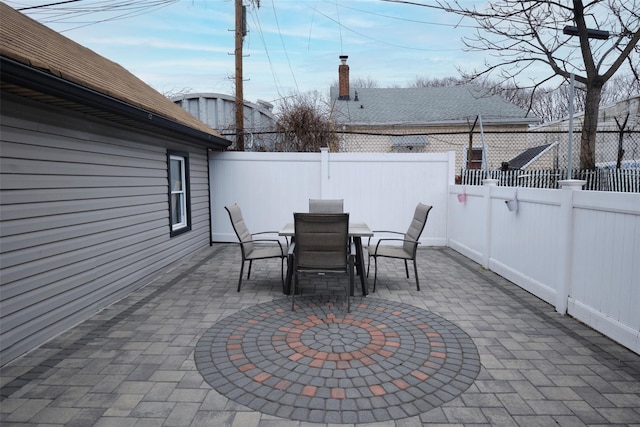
[309,198,344,213]
[291,213,354,312]
[225,204,286,292]
[366,203,433,292]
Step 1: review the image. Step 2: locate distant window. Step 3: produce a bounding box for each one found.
[168,151,191,236]
[466,147,484,170]
[391,135,429,150]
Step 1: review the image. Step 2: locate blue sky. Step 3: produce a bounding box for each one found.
[9,1,511,104]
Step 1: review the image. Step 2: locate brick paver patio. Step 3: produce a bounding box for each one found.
[1,244,639,426]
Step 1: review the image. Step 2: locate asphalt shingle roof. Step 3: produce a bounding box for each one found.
[0,2,224,140]
[506,143,555,169]
[331,85,540,126]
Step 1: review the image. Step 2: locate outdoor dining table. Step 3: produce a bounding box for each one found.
[279,222,373,296]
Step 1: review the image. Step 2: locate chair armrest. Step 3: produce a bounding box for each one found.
[371,238,420,253]
[251,231,288,246]
[244,238,285,255]
[367,230,404,245]
[251,231,280,236]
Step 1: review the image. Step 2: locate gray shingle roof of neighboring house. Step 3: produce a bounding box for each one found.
[330,85,540,127]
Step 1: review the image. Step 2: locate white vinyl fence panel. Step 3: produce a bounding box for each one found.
[488,187,563,304]
[209,150,455,246]
[448,181,640,354]
[569,192,640,348]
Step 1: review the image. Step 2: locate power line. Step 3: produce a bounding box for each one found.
[268,0,298,92]
[17,0,84,11]
[14,0,179,31]
[248,2,286,100]
[309,5,459,52]
[332,0,477,29]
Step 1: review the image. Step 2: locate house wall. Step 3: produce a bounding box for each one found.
[174,93,275,133]
[174,93,277,150]
[340,124,533,171]
[209,150,455,247]
[532,96,640,167]
[448,182,640,354]
[0,93,211,365]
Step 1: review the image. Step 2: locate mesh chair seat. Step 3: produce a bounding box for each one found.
[309,198,344,213]
[292,213,353,312]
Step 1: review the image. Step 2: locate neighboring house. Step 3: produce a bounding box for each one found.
[0,3,230,365]
[173,93,277,151]
[532,95,640,169]
[330,56,540,170]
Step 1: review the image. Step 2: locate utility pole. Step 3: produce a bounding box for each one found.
[234,0,244,151]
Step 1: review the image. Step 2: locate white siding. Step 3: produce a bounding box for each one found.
[0,94,211,364]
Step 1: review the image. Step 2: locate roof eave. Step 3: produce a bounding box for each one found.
[1,56,231,150]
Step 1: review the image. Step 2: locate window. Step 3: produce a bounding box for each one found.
[466,147,485,170]
[168,151,191,236]
[390,135,428,152]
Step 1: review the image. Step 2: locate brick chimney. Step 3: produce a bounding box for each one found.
[338,55,350,100]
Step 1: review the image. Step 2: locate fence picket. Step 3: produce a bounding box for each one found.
[460,168,640,192]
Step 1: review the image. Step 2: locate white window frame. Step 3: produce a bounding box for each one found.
[168,152,190,235]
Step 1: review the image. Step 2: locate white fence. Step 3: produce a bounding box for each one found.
[209,149,455,246]
[208,151,639,354]
[449,181,640,354]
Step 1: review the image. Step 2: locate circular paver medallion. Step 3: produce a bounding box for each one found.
[195,297,480,424]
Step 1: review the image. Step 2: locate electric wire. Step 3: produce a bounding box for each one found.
[13,0,179,32]
[268,0,299,92]
[308,5,450,52]
[247,2,287,100]
[333,0,343,54]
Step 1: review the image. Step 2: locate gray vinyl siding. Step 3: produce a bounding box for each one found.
[0,93,212,365]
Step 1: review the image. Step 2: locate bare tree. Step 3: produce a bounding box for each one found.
[468,73,638,123]
[437,0,640,169]
[599,73,640,106]
[275,91,339,152]
[160,87,194,99]
[408,76,463,87]
[331,76,380,89]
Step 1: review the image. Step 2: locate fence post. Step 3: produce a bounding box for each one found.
[482,179,498,268]
[555,179,586,314]
[320,147,330,198]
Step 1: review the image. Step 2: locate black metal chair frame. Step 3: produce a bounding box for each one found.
[367,203,433,292]
[225,204,286,292]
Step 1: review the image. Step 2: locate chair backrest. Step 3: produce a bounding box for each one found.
[309,198,344,213]
[225,204,253,253]
[403,203,433,254]
[294,213,349,271]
